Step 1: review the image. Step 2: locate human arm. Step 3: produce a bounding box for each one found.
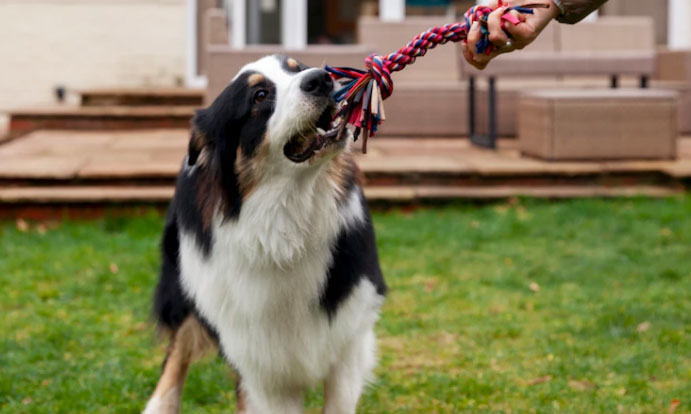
[553,0,608,24]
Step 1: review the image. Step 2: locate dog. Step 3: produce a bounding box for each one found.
[144,55,387,414]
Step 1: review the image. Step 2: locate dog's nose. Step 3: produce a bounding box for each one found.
[300,69,334,97]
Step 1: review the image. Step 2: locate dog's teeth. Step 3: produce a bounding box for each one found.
[317,128,326,136]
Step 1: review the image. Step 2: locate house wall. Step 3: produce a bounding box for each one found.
[0,0,187,111]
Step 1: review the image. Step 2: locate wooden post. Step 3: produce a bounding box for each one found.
[668,0,691,50]
[380,0,405,22]
[232,0,246,49]
[282,0,307,49]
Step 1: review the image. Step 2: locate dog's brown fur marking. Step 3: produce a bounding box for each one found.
[197,171,223,230]
[235,376,248,414]
[189,129,209,167]
[328,151,361,203]
[235,135,270,201]
[248,73,265,87]
[149,316,215,412]
[286,58,299,70]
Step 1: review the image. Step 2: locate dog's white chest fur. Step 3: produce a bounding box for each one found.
[178,174,380,389]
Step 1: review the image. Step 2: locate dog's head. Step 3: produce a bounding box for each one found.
[190,54,346,169]
[185,54,353,221]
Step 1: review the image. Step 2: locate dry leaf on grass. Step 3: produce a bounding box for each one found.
[529,282,540,292]
[494,205,510,216]
[424,278,437,292]
[669,399,680,414]
[569,379,597,391]
[16,218,29,232]
[637,322,651,332]
[526,375,552,385]
[109,263,119,274]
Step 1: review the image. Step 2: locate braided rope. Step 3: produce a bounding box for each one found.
[326,1,544,152]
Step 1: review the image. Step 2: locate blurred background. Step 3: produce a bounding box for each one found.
[0,2,689,413]
[0,0,690,211]
[0,0,687,109]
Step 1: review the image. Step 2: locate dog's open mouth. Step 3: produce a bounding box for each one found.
[283,105,346,163]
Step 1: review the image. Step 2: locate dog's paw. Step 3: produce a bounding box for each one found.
[142,390,181,414]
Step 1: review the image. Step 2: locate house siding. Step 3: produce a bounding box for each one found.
[0,0,186,110]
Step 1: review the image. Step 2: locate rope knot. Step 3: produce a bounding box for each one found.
[364,53,394,99]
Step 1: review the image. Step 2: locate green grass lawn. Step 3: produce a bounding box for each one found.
[1,197,690,414]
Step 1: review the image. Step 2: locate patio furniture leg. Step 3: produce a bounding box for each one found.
[640,75,649,89]
[488,76,497,149]
[469,75,476,138]
[469,76,497,149]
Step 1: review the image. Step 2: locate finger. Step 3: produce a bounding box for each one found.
[461,42,474,65]
[473,49,508,70]
[462,42,487,70]
[487,7,509,47]
[507,9,527,25]
[467,21,482,57]
[472,51,491,66]
[470,58,489,70]
[504,12,534,44]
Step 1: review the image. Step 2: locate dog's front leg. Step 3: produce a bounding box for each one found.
[323,329,377,414]
[243,381,305,414]
[144,316,215,414]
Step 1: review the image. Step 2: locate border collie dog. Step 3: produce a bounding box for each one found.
[144,55,387,414]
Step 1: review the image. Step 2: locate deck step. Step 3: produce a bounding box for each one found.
[0,184,683,219]
[0,184,682,205]
[0,186,174,203]
[80,88,205,107]
[7,106,196,139]
[365,185,684,201]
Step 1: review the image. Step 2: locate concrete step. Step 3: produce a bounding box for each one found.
[7,106,196,139]
[80,88,205,107]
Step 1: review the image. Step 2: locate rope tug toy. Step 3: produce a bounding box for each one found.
[325,0,549,153]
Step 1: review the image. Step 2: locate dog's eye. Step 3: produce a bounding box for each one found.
[254,90,268,104]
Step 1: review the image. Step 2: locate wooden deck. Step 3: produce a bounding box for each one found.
[0,129,689,218]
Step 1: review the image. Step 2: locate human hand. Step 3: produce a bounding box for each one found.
[461,0,561,70]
